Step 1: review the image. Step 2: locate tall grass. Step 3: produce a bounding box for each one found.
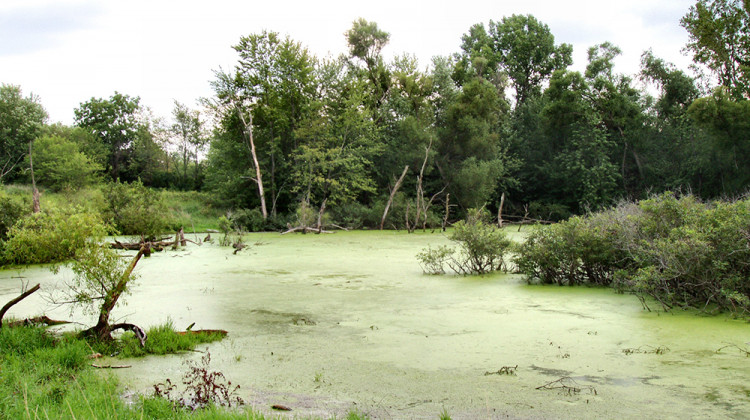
[0,324,269,419]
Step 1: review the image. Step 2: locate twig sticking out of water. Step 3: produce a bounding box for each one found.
[622,345,670,355]
[536,377,597,396]
[484,365,518,376]
[716,343,750,357]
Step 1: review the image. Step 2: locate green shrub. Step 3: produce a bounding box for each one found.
[417,208,513,275]
[231,208,265,232]
[447,210,513,274]
[0,190,28,241]
[515,193,750,315]
[103,180,172,239]
[416,245,454,275]
[2,207,108,265]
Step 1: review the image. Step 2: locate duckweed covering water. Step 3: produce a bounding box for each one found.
[2,230,749,418]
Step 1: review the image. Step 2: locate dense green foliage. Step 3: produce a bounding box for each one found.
[515,194,750,314]
[102,180,170,238]
[1,207,107,265]
[1,0,749,229]
[0,84,47,182]
[31,134,102,191]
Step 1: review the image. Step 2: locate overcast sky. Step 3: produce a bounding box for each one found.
[0,0,696,125]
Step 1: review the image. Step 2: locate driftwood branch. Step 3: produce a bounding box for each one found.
[0,283,41,329]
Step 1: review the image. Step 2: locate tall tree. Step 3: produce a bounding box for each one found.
[207,31,316,216]
[681,0,750,99]
[170,101,206,189]
[585,43,646,194]
[489,14,572,105]
[292,58,382,214]
[0,84,47,182]
[74,92,143,181]
[346,18,392,117]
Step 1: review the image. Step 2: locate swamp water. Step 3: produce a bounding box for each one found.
[2,230,750,419]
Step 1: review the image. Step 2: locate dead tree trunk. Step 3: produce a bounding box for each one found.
[411,140,432,233]
[316,198,327,234]
[498,192,506,228]
[236,107,268,220]
[380,165,409,230]
[442,193,450,232]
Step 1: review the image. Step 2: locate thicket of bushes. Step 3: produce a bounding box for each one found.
[515,193,750,314]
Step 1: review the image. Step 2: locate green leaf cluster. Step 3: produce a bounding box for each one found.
[515,193,750,314]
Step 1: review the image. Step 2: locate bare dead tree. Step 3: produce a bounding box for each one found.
[380,165,409,230]
[235,108,268,220]
[497,192,506,228]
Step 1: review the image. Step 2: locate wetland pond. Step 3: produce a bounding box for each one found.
[2,230,750,419]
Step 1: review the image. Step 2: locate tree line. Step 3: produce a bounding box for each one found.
[2,0,749,230]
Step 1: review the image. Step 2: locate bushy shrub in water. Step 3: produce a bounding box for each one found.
[418,209,513,275]
[515,193,750,314]
[447,209,513,274]
[416,245,454,274]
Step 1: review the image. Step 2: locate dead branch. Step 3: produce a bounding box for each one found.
[484,365,518,376]
[536,377,597,395]
[716,343,750,357]
[0,283,41,329]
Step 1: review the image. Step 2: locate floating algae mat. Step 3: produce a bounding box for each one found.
[2,230,750,418]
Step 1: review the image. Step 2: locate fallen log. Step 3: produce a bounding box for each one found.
[176,329,228,338]
[7,316,70,328]
[281,226,334,235]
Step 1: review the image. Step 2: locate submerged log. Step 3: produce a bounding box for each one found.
[281,226,334,235]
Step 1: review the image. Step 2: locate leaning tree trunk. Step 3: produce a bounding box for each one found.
[84,245,147,342]
[380,165,409,230]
